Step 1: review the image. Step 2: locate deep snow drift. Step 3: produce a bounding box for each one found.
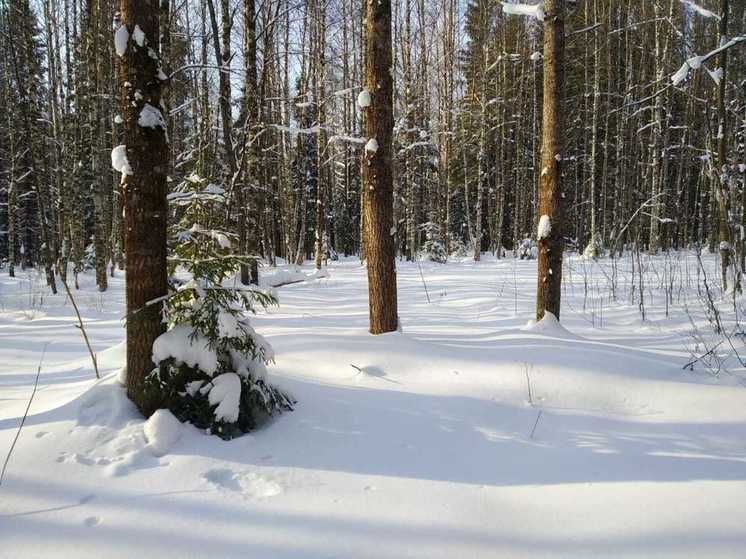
[1,254,745,558]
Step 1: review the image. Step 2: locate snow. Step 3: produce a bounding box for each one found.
[217,311,242,338]
[365,138,379,154]
[138,103,166,130]
[110,145,132,175]
[680,0,721,19]
[114,25,129,58]
[530,51,542,61]
[114,114,123,124]
[152,324,219,375]
[206,373,242,423]
[132,25,146,47]
[144,409,183,456]
[502,2,544,21]
[2,254,746,557]
[357,89,372,108]
[537,214,551,239]
[522,311,575,338]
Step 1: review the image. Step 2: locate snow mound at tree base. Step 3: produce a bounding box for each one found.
[522,311,578,339]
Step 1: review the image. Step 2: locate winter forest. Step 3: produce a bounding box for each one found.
[1,0,746,556]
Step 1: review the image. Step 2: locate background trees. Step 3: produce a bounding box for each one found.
[0,0,745,306]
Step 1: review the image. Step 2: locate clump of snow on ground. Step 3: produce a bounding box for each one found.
[152,324,218,375]
[144,409,183,456]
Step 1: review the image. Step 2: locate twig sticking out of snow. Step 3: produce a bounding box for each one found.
[60,275,100,379]
[417,263,431,304]
[0,343,48,486]
[525,364,535,407]
[529,410,543,439]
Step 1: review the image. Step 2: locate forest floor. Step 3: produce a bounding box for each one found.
[1,253,745,558]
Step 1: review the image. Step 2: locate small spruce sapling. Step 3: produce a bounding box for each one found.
[146,174,294,440]
[417,222,447,263]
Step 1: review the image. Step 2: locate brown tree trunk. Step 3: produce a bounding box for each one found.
[119,0,169,416]
[536,0,565,321]
[362,0,398,334]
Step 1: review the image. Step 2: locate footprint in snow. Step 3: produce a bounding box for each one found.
[35,431,49,439]
[202,467,282,498]
[84,516,102,527]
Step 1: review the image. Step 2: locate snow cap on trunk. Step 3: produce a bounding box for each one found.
[365,138,379,154]
[357,89,372,108]
[111,145,133,175]
[114,25,129,57]
[537,215,551,240]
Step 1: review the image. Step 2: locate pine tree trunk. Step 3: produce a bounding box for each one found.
[119,0,169,416]
[536,0,565,321]
[362,0,398,334]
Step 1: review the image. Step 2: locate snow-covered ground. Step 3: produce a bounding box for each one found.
[1,254,745,558]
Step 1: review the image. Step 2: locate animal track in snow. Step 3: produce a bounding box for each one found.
[202,467,282,498]
[84,516,102,527]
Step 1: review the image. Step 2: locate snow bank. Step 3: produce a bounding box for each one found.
[144,409,183,456]
[262,267,307,287]
[152,324,218,375]
[206,373,242,423]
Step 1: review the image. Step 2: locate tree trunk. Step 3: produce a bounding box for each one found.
[119,0,169,416]
[362,0,398,334]
[536,0,565,321]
